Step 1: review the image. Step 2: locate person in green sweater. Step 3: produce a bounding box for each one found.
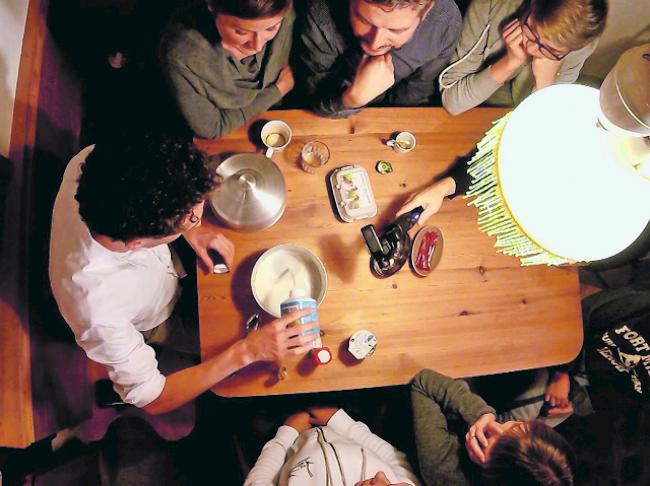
[411,370,575,486]
[160,0,295,139]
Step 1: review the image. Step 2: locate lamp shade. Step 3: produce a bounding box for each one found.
[465,84,650,265]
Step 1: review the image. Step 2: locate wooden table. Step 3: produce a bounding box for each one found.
[195,108,583,398]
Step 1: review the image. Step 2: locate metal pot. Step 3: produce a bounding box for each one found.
[208,153,287,231]
[251,244,328,317]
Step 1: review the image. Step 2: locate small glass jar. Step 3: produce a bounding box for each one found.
[300,141,330,173]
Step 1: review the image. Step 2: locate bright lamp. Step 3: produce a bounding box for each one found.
[464,46,650,265]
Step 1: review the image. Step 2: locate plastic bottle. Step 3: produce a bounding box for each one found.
[280,288,322,348]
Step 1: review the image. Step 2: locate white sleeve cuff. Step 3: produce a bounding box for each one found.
[119,372,166,408]
[326,409,357,434]
[274,425,300,448]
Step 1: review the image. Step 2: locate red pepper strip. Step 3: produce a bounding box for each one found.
[415,232,439,271]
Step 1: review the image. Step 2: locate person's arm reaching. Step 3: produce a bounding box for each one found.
[143,310,317,414]
[396,153,474,224]
[397,177,457,225]
[183,223,235,273]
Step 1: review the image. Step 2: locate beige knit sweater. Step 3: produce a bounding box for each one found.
[439,0,598,115]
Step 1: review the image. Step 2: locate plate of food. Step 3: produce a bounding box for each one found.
[411,226,443,277]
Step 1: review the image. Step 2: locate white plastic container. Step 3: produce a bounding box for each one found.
[280,288,322,348]
[330,165,378,222]
[348,330,377,359]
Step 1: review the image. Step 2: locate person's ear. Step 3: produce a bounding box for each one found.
[178,211,194,229]
[125,239,144,250]
[421,1,435,19]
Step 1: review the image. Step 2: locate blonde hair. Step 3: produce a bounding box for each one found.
[530,0,607,51]
[483,421,575,486]
[365,0,434,11]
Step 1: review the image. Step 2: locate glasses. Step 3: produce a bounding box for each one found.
[520,13,568,61]
[183,207,201,231]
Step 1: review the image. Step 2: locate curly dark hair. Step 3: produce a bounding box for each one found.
[76,134,216,241]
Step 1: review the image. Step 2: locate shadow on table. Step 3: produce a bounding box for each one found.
[337,339,364,367]
[318,233,364,284]
[230,249,269,321]
[248,119,269,152]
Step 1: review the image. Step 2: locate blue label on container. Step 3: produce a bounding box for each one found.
[280,299,321,346]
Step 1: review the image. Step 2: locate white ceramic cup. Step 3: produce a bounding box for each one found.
[387,131,416,153]
[261,120,292,158]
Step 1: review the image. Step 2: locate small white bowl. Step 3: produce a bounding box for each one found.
[251,244,328,317]
[387,131,416,153]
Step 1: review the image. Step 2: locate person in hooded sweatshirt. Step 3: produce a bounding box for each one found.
[244,406,420,486]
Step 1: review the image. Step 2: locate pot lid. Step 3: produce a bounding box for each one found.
[209,153,287,231]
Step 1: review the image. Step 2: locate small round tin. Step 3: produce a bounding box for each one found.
[348,330,377,360]
[411,226,444,277]
[376,160,393,174]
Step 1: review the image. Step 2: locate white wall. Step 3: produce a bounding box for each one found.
[0,0,29,158]
[578,0,650,81]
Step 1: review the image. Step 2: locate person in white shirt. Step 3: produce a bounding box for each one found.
[245,406,420,486]
[49,134,317,415]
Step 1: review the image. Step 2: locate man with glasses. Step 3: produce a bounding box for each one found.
[49,134,318,414]
[295,0,461,118]
[438,0,607,115]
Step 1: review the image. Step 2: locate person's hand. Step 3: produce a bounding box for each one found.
[242,309,319,362]
[531,56,562,90]
[501,19,527,68]
[343,54,395,108]
[355,471,412,486]
[284,411,312,433]
[465,413,499,464]
[275,65,295,96]
[396,177,456,225]
[545,371,571,408]
[546,404,574,417]
[308,406,339,426]
[183,227,235,274]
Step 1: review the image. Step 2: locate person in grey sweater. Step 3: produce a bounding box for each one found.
[159,0,295,139]
[439,0,607,115]
[411,370,575,486]
[295,0,461,118]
